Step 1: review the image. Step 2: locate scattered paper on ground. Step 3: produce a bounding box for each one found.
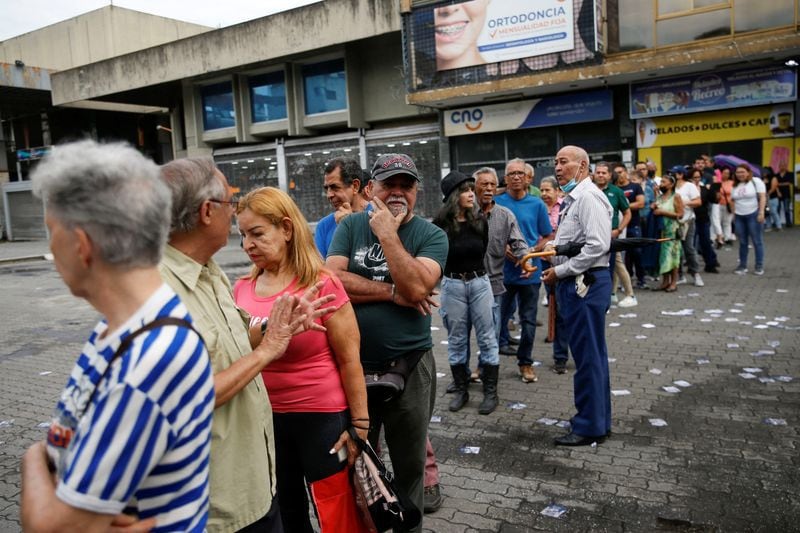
[537,417,559,426]
[507,402,527,410]
[430,415,442,423]
[541,504,568,518]
[649,368,662,375]
[673,380,691,387]
[662,386,681,393]
[612,390,631,396]
[649,418,668,427]
[459,446,480,454]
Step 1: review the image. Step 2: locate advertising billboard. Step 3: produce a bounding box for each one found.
[434,0,575,71]
[444,90,613,136]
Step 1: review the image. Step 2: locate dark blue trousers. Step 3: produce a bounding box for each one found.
[556,269,612,437]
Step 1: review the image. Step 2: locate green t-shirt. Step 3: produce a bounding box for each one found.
[328,212,448,369]
[602,183,630,229]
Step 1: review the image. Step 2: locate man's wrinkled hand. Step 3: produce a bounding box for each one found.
[368,197,404,238]
[541,267,558,286]
[334,202,353,224]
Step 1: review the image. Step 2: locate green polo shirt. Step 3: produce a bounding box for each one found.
[160,245,276,533]
[602,183,630,230]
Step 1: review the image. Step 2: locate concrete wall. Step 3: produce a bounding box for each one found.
[0,6,211,71]
[50,0,401,105]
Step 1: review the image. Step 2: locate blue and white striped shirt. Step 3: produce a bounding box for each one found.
[551,177,613,278]
[47,284,215,532]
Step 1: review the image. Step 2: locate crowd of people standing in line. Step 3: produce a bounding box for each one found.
[20,137,788,532]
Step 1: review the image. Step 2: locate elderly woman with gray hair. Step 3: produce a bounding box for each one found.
[21,140,216,531]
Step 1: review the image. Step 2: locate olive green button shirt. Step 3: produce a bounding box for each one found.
[160,245,276,533]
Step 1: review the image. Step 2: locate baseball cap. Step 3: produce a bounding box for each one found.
[371,154,420,182]
[440,171,473,202]
[669,165,687,175]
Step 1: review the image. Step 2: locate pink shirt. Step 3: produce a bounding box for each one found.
[546,198,563,231]
[233,273,349,413]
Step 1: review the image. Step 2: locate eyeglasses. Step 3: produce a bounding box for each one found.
[506,171,526,178]
[210,198,239,210]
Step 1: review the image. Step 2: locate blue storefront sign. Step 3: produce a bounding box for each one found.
[16,146,51,161]
[445,89,613,137]
[630,66,797,119]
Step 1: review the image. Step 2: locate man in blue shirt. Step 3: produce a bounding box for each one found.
[314,158,370,257]
[495,158,553,383]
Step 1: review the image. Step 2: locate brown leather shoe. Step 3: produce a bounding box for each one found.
[520,364,538,383]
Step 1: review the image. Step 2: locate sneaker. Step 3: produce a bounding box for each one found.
[423,484,443,513]
[610,293,618,304]
[693,274,704,287]
[734,267,748,275]
[520,365,538,383]
[618,295,638,308]
[499,345,517,356]
[753,268,764,276]
[676,276,687,285]
[553,361,567,374]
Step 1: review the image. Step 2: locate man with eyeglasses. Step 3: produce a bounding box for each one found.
[494,158,553,384]
[157,157,335,532]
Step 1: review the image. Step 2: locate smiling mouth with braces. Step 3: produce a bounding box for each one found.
[436,22,467,36]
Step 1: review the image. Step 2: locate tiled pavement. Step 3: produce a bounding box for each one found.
[0,229,797,532]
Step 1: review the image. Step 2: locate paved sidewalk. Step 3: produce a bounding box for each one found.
[0,230,798,531]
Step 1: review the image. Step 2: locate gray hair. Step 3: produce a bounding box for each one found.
[525,163,534,177]
[540,176,559,190]
[32,140,170,268]
[472,167,498,181]
[505,157,526,173]
[159,157,226,233]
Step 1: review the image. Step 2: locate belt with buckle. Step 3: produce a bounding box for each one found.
[446,270,486,281]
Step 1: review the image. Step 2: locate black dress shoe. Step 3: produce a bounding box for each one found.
[508,336,520,345]
[499,345,517,356]
[554,432,606,446]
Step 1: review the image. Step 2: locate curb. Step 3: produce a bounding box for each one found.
[0,254,51,266]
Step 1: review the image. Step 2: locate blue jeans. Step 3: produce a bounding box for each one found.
[680,219,700,275]
[734,212,765,270]
[779,195,793,227]
[439,275,499,367]
[767,198,782,229]
[548,284,569,364]
[499,283,540,367]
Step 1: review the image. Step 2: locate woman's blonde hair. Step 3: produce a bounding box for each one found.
[237,187,323,288]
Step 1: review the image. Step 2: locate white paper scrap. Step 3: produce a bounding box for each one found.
[662,386,681,393]
[649,418,668,427]
[642,323,656,328]
[649,368,662,375]
[537,417,559,426]
[635,335,648,339]
[38,371,53,376]
[673,380,691,387]
[611,389,631,396]
[507,402,527,410]
[430,326,440,331]
[742,367,763,373]
[775,376,794,383]
[541,504,568,518]
[436,372,446,378]
[609,322,621,327]
[696,359,711,365]
[764,418,787,426]
[758,377,776,384]
[727,343,740,349]
[430,415,442,423]
[459,446,480,454]
[739,372,757,379]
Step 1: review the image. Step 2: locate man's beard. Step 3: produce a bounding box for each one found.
[386,196,409,217]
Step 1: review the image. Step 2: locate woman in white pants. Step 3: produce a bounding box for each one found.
[718,167,736,243]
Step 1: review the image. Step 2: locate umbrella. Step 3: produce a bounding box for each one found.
[520,238,673,272]
[713,154,761,177]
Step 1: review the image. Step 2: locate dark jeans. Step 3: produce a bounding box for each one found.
[694,219,718,268]
[623,224,645,284]
[272,411,350,533]
[499,283,541,366]
[779,195,793,227]
[548,284,569,365]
